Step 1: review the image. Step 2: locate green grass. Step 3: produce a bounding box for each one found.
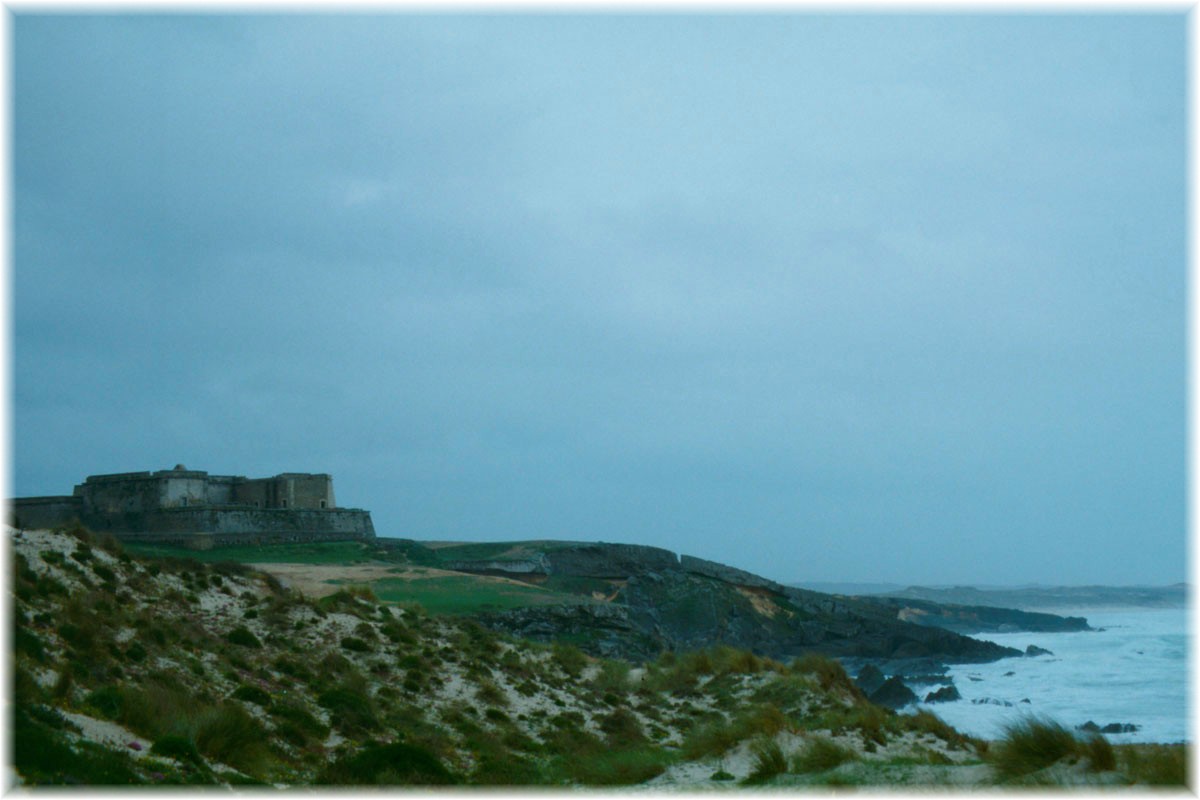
[124,540,390,565]
[369,576,586,614]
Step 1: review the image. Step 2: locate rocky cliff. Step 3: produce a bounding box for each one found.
[450,543,1022,665]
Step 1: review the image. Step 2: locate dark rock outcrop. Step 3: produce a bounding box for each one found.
[869,677,918,709]
[855,664,886,696]
[860,596,1091,634]
[972,697,1013,707]
[1025,645,1053,657]
[923,685,962,703]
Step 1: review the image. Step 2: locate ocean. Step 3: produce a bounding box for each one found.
[906,607,1189,744]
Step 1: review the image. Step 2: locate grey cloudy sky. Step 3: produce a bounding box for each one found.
[13,13,1186,586]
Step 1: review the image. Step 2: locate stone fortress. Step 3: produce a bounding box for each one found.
[9,465,376,548]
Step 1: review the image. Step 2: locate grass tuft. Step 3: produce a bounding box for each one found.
[742,738,788,785]
[989,717,1078,779]
[793,735,859,773]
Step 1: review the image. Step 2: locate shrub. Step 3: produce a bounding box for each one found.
[85,686,125,719]
[591,659,632,693]
[340,636,371,653]
[14,627,46,663]
[270,701,330,743]
[599,707,645,745]
[990,718,1078,779]
[793,736,859,773]
[231,685,272,706]
[743,738,788,785]
[192,703,273,775]
[150,734,202,764]
[551,643,588,678]
[318,686,378,734]
[317,741,458,785]
[475,678,507,707]
[225,626,262,649]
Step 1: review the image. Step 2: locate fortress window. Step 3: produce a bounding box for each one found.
[320,500,326,509]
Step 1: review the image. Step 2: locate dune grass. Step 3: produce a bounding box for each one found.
[989,717,1079,779]
[793,735,860,773]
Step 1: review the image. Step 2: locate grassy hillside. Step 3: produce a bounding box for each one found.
[11,526,1187,788]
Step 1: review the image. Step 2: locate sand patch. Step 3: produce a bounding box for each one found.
[735,586,787,619]
[250,562,546,599]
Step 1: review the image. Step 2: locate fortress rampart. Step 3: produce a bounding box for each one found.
[8,465,375,546]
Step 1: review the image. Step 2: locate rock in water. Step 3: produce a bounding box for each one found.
[1025,644,1053,657]
[855,663,886,696]
[869,676,918,709]
[1101,723,1140,734]
[923,685,962,703]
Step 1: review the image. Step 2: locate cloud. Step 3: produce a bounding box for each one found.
[12,13,1186,585]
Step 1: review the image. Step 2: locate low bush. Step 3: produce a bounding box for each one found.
[231,685,272,706]
[599,706,645,745]
[318,686,378,735]
[85,686,124,719]
[551,642,588,678]
[191,703,273,775]
[317,741,458,785]
[340,637,372,653]
[224,626,262,649]
[150,734,202,764]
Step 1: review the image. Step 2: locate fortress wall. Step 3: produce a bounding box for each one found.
[161,476,208,508]
[280,474,335,509]
[116,528,372,549]
[145,507,373,537]
[231,479,270,508]
[204,476,239,505]
[10,496,84,529]
[78,475,161,514]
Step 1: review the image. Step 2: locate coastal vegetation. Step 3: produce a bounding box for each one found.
[10,525,1188,789]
